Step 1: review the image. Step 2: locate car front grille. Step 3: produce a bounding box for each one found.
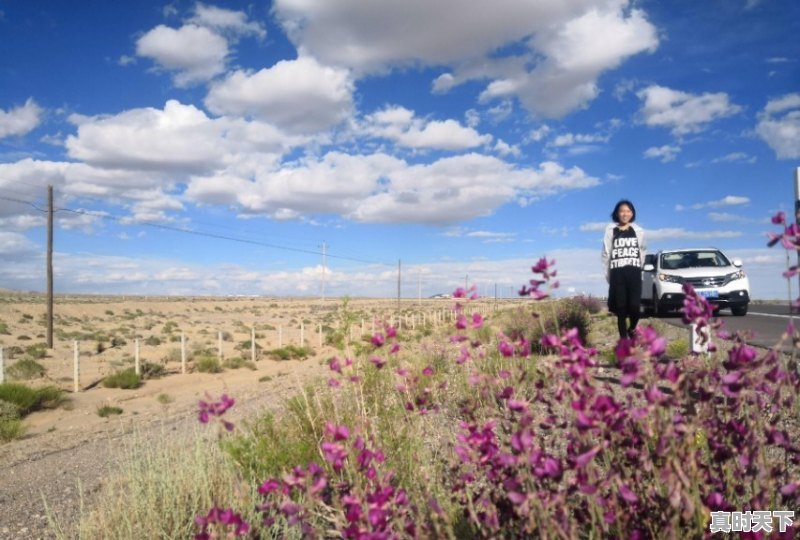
[684,276,726,288]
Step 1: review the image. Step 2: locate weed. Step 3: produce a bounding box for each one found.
[267,345,313,361]
[222,357,256,370]
[666,338,690,358]
[97,405,123,417]
[0,417,25,442]
[0,321,8,335]
[6,358,46,380]
[0,383,65,415]
[195,356,223,374]
[140,362,167,379]
[103,369,142,390]
[144,335,162,346]
[157,393,174,405]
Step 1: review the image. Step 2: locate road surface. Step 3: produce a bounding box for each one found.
[652,303,798,354]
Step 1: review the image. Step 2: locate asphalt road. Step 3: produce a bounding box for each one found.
[652,303,798,354]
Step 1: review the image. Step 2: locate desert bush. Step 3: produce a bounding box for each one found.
[0,321,9,335]
[0,399,20,420]
[0,417,25,442]
[222,357,256,370]
[6,358,46,380]
[140,362,167,379]
[666,338,690,358]
[24,343,47,359]
[267,345,313,361]
[570,293,604,314]
[144,335,161,346]
[195,356,223,374]
[0,383,64,415]
[17,334,31,340]
[97,405,123,417]
[103,369,142,390]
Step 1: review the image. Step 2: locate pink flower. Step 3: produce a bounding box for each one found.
[422,366,433,376]
[498,340,514,357]
[772,211,786,225]
[385,325,397,338]
[471,312,483,329]
[455,314,468,330]
[371,333,385,347]
[369,356,387,369]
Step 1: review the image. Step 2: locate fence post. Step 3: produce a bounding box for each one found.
[73,340,80,393]
[135,338,140,375]
[300,322,305,346]
[0,348,4,384]
[318,323,323,348]
[251,327,256,363]
[181,332,186,374]
[218,331,223,360]
[278,326,283,348]
[361,318,364,336]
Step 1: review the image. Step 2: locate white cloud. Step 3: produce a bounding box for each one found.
[186,151,598,224]
[579,222,608,232]
[550,132,609,147]
[711,152,756,164]
[645,228,742,241]
[136,24,228,86]
[637,85,742,136]
[494,139,521,157]
[65,100,299,174]
[643,144,680,163]
[707,212,766,224]
[361,105,492,150]
[274,0,657,118]
[526,125,551,143]
[187,4,266,39]
[756,93,800,159]
[205,57,354,134]
[0,98,43,139]
[0,232,38,256]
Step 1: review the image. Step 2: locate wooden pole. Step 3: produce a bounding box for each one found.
[47,185,54,349]
[73,340,80,393]
[135,338,140,375]
[181,332,186,374]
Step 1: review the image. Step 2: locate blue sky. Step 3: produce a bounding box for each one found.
[0,0,798,299]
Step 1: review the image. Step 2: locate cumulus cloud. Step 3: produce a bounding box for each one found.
[646,228,742,241]
[274,0,657,118]
[361,105,492,150]
[676,195,750,211]
[643,144,680,163]
[205,57,354,134]
[187,3,266,39]
[637,85,742,136]
[65,100,298,173]
[136,24,229,86]
[756,93,800,159]
[0,98,43,139]
[186,151,598,225]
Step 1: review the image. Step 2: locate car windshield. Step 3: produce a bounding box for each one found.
[660,250,731,270]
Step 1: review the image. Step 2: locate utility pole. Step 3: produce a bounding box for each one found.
[47,185,54,349]
[320,241,327,301]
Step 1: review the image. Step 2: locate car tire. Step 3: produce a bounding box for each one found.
[652,287,661,317]
[732,304,748,316]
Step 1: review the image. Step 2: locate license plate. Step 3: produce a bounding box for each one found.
[699,290,719,298]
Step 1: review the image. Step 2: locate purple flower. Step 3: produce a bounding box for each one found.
[471,312,484,329]
[197,394,235,428]
[498,340,514,357]
[371,333,385,347]
[369,356,387,369]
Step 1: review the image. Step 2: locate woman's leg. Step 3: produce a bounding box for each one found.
[609,269,630,339]
[625,267,643,337]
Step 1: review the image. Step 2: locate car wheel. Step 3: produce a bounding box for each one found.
[732,304,748,316]
[652,287,661,317]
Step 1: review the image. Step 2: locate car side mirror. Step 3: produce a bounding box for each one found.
[732,258,743,268]
[643,263,655,272]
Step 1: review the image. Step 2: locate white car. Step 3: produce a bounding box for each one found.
[641,248,750,316]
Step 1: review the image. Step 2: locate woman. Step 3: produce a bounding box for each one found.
[601,200,646,340]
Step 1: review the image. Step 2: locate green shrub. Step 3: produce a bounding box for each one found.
[17,334,31,341]
[97,405,123,417]
[0,383,64,415]
[0,321,9,335]
[157,393,174,405]
[24,343,47,359]
[6,358,46,380]
[194,356,223,374]
[0,399,20,420]
[268,345,313,361]
[223,357,257,370]
[103,369,142,389]
[144,335,162,346]
[140,361,167,379]
[0,417,25,442]
[667,339,690,358]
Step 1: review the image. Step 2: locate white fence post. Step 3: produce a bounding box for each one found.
[73,340,80,393]
[251,327,256,363]
[300,322,305,346]
[278,326,283,348]
[0,348,4,384]
[218,331,223,360]
[318,323,323,348]
[361,318,364,336]
[134,338,140,375]
[181,332,187,374]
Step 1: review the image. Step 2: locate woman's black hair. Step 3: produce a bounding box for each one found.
[611,199,636,223]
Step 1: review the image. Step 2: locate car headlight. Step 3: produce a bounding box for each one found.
[658,273,683,284]
[726,270,746,282]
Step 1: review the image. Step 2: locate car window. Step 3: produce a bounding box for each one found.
[644,254,656,266]
[660,251,731,269]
